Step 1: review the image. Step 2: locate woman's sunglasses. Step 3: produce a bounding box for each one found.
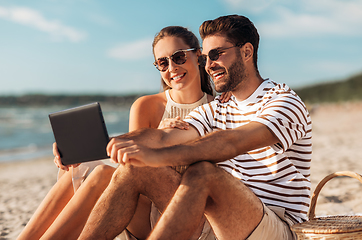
[153,48,196,72]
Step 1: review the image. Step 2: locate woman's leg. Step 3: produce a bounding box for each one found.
[17,170,74,240]
[40,164,116,240]
[126,194,152,239]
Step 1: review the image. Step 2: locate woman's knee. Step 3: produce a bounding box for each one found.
[94,164,116,175]
[87,165,115,187]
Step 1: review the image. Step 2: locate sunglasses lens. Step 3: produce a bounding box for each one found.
[154,49,192,72]
[208,49,220,61]
[172,51,187,65]
[156,58,168,72]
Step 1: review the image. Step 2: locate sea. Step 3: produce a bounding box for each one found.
[0,104,131,163]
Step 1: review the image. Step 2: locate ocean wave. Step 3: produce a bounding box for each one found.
[0,145,53,163]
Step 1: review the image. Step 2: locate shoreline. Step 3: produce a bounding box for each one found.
[1,101,362,239]
[0,147,52,163]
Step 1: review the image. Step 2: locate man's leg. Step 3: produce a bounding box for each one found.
[78,163,181,240]
[149,161,264,240]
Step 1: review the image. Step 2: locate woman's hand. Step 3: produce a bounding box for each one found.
[53,142,80,171]
[158,116,189,130]
[219,91,233,103]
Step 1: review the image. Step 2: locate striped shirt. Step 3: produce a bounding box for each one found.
[184,79,312,223]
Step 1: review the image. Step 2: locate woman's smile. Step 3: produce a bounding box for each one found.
[171,72,186,82]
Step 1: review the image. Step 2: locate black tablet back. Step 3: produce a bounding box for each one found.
[49,102,109,165]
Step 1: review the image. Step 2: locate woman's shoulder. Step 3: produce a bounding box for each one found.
[132,92,166,109]
[129,92,167,130]
[130,92,167,118]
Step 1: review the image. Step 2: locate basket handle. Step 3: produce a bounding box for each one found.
[308,171,362,220]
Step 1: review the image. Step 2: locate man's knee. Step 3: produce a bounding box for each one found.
[111,165,180,191]
[111,164,134,184]
[182,161,217,187]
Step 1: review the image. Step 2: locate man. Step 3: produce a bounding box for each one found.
[79,15,311,240]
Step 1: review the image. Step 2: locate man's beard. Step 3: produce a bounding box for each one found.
[214,57,246,93]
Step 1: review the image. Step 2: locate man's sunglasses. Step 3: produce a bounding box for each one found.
[153,48,196,72]
[200,44,244,65]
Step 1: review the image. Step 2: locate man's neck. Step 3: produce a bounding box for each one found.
[232,74,264,102]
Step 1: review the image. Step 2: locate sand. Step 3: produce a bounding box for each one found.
[1,101,362,239]
[0,157,57,239]
[308,102,362,216]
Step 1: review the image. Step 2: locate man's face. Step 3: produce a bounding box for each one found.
[202,35,245,93]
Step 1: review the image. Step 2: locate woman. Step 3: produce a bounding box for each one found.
[17,26,229,240]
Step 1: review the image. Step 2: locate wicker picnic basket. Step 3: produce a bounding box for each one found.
[291,171,362,239]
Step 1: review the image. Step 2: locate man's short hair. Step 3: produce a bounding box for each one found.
[199,15,260,70]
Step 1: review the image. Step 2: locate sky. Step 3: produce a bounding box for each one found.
[0,0,362,95]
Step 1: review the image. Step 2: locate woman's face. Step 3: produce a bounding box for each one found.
[153,36,201,91]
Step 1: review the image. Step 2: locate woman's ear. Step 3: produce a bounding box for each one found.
[198,55,206,67]
[196,49,205,66]
[196,48,202,57]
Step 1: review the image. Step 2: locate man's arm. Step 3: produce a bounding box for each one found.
[107,125,200,164]
[121,122,280,167]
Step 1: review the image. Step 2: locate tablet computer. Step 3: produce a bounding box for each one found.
[49,102,109,165]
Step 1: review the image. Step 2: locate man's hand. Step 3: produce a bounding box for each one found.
[106,138,164,167]
[105,126,199,167]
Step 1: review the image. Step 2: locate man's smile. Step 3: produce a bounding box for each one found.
[211,70,226,81]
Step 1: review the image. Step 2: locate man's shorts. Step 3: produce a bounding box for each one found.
[115,202,298,240]
[247,203,297,240]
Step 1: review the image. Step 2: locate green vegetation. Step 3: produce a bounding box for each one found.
[294,72,362,104]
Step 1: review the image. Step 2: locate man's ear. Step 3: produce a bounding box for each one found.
[241,43,254,62]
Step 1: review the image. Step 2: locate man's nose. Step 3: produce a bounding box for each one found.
[205,57,217,72]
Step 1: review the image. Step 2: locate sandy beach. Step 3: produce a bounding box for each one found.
[1,101,362,239]
[0,157,57,239]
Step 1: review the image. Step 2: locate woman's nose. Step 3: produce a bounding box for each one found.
[168,59,178,72]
